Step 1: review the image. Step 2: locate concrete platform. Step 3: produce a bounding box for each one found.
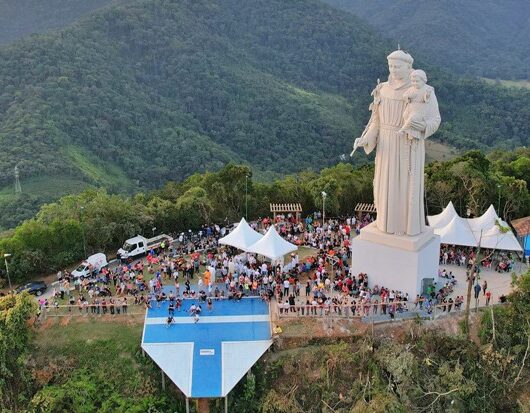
[141,296,272,398]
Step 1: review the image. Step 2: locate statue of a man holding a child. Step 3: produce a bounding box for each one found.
[353,50,441,237]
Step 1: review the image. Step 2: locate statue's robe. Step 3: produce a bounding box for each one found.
[362,79,441,236]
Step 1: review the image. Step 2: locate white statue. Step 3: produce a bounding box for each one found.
[353,51,441,236]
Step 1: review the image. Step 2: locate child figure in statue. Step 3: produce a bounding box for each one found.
[399,69,433,140]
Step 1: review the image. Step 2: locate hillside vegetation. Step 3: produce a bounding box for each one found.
[0,149,527,284]
[323,0,530,80]
[0,0,117,46]
[1,268,529,412]
[1,0,529,229]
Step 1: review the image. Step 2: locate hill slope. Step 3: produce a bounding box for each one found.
[0,0,529,229]
[0,0,117,47]
[323,0,530,80]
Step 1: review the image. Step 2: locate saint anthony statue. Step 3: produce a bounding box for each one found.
[353,50,441,236]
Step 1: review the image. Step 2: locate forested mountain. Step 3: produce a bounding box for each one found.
[323,0,530,80]
[0,0,530,230]
[0,0,117,46]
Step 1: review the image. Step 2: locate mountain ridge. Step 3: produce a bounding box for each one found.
[0,0,529,229]
[322,0,530,80]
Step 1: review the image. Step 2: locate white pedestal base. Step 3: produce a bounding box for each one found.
[350,229,440,299]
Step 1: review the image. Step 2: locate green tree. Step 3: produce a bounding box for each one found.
[0,293,38,411]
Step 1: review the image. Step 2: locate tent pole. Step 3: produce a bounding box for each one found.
[161,370,165,390]
[186,398,190,413]
[225,396,228,413]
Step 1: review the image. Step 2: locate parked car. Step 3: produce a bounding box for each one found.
[71,253,108,279]
[16,281,47,296]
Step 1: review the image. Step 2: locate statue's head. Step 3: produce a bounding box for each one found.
[387,50,413,81]
[410,69,427,89]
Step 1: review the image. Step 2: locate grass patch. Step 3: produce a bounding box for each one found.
[482,78,530,90]
[425,140,457,162]
[0,175,88,202]
[34,319,143,355]
[63,146,134,190]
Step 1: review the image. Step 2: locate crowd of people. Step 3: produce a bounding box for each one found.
[439,245,516,273]
[37,212,514,322]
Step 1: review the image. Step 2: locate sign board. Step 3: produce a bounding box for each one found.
[200,349,215,356]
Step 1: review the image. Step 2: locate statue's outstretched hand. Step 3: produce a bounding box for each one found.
[350,137,364,156]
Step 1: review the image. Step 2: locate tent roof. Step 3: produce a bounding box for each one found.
[428,201,458,229]
[434,216,478,247]
[479,220,523,251]
[247,226,298,260]
[468,204,499,232]
[218,218,263,251]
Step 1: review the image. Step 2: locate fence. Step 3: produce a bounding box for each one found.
[38,295,264,319]
[39,304,146,318]
[275,298,485,322]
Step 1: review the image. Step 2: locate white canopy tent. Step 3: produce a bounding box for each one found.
[468,204,499,232]
[246,226,298,261]
[429,202,522,252]
[434,216,478,247]
[218,218,263,251]
[479,220,523,251]
[427,201,458,229]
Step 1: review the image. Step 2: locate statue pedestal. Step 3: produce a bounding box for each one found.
[350,223,440,299]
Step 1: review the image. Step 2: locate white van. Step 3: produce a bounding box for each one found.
[71,253,108,279]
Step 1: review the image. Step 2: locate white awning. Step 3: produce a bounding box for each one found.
[218,218,263,251]
[428,201,458,229]
[479,220,523,252]
[246,226,298,261]
[434,216,478,247]
[468,204,499,232]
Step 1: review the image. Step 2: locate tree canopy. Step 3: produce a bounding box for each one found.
[1,0,529,232]
[0,149,527,285]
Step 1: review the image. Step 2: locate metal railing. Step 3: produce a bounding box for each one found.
[39,304,146,318]
[276,299,471,321]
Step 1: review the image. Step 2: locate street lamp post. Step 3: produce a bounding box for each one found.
[245,174,249,220]
[321,191,327,227]
[3,253,12,290]
[497,184,501,218]
[152,227,157,238]
[80,206,87,257]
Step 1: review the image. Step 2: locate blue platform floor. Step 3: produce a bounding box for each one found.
[141,295,272,398]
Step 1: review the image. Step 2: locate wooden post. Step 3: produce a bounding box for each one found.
[197,398,209,413]
[161,370,166,390]
[225,396,228,413]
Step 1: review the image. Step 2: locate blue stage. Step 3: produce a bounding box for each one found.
[141,294,272,398]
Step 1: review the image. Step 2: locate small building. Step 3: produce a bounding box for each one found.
[511,216,530,257]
